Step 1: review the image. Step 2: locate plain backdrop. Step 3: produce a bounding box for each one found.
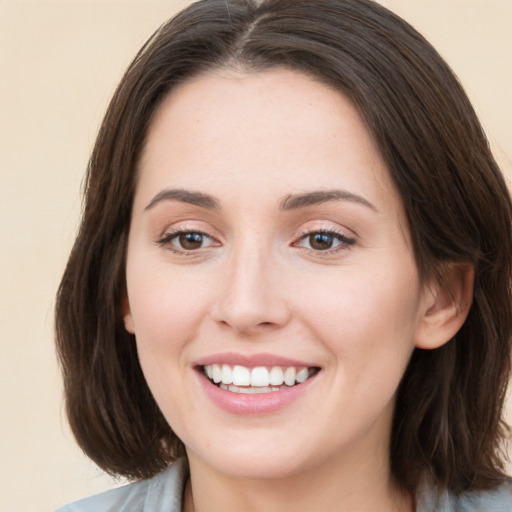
[0,1,510,511]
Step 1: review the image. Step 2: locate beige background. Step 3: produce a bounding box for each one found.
[0,1,510,511]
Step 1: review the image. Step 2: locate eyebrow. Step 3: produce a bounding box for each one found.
[279,190,377,211]
[144,188,220,211]
[144,187,376,212]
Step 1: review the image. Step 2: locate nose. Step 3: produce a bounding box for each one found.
[210,244,291,335]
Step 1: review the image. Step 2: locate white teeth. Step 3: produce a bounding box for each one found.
[221,364,233,384]
[203,364,316,389]
[232,365,251,386]
[269,366,284,386]
[251,367,270,387]
[212,364,222,383]
[296,367,309,383]
[284,367,296,386]
[239,386,259,394]
[219,384,284,394]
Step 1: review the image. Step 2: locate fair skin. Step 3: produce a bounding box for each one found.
[123,68,472,512]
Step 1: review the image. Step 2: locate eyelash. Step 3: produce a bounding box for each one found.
[293,228,355,254]
[156,228,217,256]
[156,227,355,256]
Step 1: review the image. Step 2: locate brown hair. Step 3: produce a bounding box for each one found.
[55,0,512,494]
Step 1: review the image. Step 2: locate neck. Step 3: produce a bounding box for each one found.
[182,446,414,512]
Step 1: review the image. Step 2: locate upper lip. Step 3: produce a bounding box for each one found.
[194,352,320,368]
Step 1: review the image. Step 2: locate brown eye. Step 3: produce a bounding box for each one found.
[178,232,205,250]
[157,229,219,254]
[295,230,355,252]
[309,232,336,250]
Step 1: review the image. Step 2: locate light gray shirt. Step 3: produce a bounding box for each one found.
[55,458,512,511]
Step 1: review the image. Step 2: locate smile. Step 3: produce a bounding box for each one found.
[202,364,319,393]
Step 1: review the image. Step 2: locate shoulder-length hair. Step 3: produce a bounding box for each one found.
[56,0,512,494]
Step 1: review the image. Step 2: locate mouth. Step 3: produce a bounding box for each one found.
[200,364,320,394]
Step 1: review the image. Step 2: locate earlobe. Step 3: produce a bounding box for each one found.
[122,295,135,334]
[415,263,474,350]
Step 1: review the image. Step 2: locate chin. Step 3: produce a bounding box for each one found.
[185,434,323,481]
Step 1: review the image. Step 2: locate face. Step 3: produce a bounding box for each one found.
[124,68,432,480]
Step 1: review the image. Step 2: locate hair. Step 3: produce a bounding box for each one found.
[56,0,512,495]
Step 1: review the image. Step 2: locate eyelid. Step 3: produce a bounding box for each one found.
[155,222,222,255]
[292,225,356,255]
[155,218,221,242]
[157,228,212,244]
[154,220,356,256]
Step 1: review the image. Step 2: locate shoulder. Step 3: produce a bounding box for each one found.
[54,458,188,512]
[451,483,512,512]
[417,481,512,512]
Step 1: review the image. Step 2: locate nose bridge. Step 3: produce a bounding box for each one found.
[212,234,290,333]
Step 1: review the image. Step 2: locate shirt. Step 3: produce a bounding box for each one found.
[55,458,512,511]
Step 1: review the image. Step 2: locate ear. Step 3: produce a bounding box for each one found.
[122,294,135,334]
[415,263,474,350]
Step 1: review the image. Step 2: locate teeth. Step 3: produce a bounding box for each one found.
[269,366,284,385]
[221,364,232,384]
[251,367,270,387]
[212,364,222,383]
[296,367,309,383]
[219,383,284,394]
[284,367,296,386]
[232,365,251,386]
[203,364,315,389]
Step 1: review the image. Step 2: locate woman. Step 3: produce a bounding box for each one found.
[55,0,512,510]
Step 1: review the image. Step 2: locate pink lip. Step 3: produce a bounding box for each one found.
[194,352,318,368]
[194,363,320,416]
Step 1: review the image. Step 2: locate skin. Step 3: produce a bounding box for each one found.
[123,68,472,512]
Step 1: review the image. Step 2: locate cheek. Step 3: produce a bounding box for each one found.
[300,260,422,367]
[126,263,214,350]
[301,265,422,433]
[126,269,211,428]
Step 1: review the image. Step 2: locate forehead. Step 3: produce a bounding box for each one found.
[137,67,401,217]
[144,67,375,161]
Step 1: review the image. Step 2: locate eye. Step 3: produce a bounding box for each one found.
[295,229,355,252]
[158,230,217,252]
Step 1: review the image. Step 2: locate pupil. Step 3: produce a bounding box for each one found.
[179,232,203,250]
[310,233,333,250]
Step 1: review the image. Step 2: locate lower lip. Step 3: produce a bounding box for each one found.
[196,371,318,416]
